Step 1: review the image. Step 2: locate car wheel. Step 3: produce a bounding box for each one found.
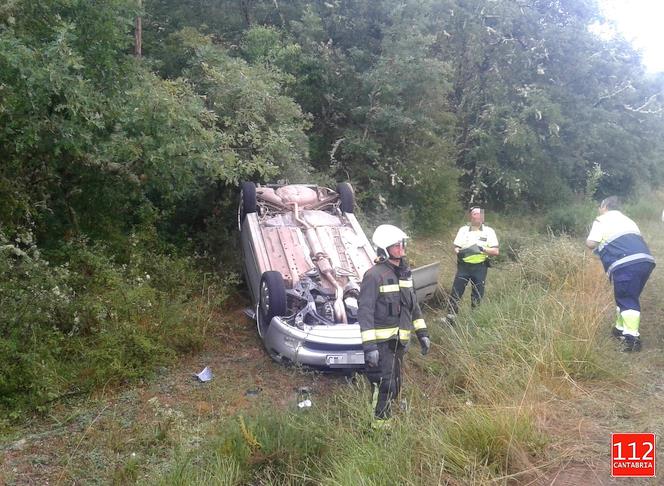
[336,182,354,213]
[256,271,287,360]
[238,181,257,231]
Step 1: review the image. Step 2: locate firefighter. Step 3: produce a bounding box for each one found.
[447,207,499,321]
[358,224,431,427]
[586,196,655,352]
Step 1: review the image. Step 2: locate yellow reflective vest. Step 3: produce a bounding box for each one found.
[453,224,498,264]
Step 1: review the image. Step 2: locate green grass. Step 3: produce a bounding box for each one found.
[7,199,659,483]
[152,233,627,484]
[154,380,547,485]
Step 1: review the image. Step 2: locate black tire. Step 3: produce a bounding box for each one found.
[256,271,287,341]
[336,182,355,213]
[238,181,257,230]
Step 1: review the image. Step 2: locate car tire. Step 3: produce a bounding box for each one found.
[336,182,354,213]
[238,181,257,230]
[256,271,287,360]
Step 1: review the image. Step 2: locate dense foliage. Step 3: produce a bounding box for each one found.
[1,0,663,414]
[3,0,664,238]
[143,0,664,215]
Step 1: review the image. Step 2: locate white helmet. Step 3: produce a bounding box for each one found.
[372,224,409,257]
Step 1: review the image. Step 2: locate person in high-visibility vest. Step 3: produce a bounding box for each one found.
[358,224,431,428]
[586,196,655,352]
[447,207,499,320]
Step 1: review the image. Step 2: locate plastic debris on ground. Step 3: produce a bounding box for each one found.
[194,366,213,382]
[296,386,312,409]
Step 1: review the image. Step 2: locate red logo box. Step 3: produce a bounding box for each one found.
[611,433,656,478]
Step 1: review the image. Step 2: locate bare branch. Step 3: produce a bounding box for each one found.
[272,0,285,27]
[329,138,345,165]
[593,82,634,107]
[622,93,663,114]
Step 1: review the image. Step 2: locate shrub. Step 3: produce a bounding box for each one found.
[543,201,595,237]
[623,189,664,222]
[0,233,235,417]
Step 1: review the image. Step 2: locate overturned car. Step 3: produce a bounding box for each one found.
[239,182,439,369]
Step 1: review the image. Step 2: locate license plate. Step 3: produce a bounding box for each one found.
[326,355,346,365]
[326,353,364,366]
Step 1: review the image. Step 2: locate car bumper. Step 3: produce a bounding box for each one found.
[264,317,366,368]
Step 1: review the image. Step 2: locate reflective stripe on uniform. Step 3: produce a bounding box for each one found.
[606,253,655,274]
[621,309,640,336]
[413,318,426,330]
[375,327,399,340]
[597,230,636,252]
[363,326,407,343]
[361,329,377,343]
[463,254,487,264]
[379,284,400,293]
[399,279,413,288]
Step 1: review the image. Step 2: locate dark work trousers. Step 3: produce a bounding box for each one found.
[449,262,488,314]
[365,340,406,419]
[612,261,655,312]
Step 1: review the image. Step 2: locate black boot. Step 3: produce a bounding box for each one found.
[611,327,624,339]
[622,335,641,352]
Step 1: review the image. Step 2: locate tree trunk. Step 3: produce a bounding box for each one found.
[240,0,252,27]
[134,0,142,58]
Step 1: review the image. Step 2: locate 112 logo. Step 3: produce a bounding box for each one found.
[611,433,656,478]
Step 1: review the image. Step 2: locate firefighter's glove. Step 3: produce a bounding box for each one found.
[419,336,431,356]
[365,349,379,368]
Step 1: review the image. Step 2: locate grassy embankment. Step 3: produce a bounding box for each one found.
[156,195,664,485]
[4,193,664,484]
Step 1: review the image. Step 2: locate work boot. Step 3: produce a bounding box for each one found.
[611,327,624,339]
[442,313,456,326]
[621,335,641,352]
